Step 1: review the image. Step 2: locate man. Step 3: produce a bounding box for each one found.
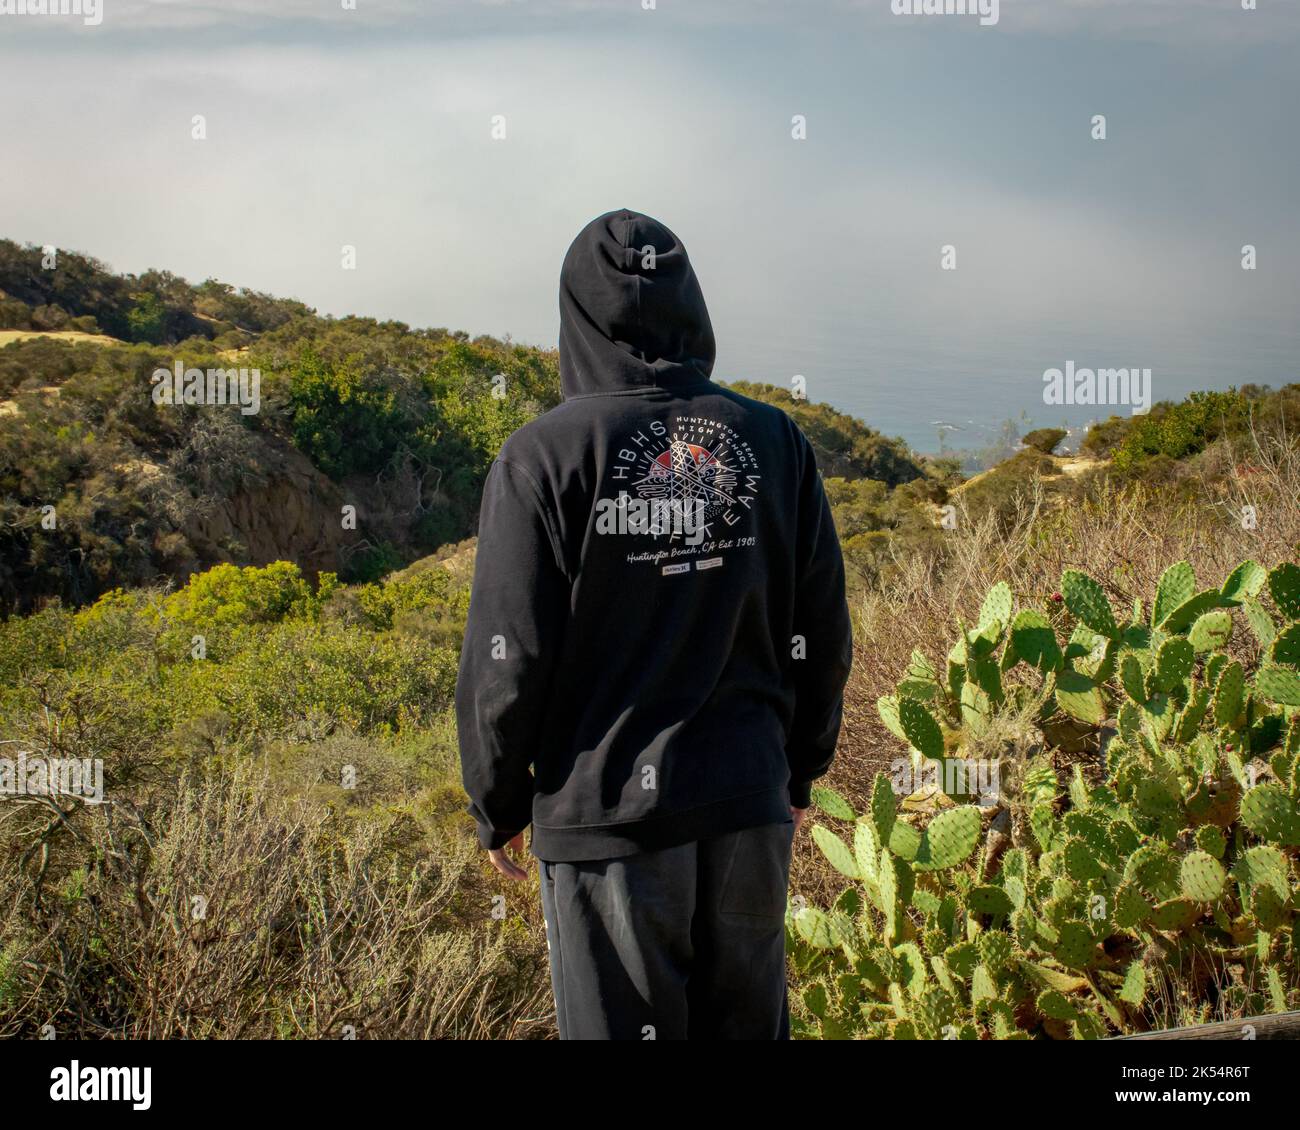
[456,209,852,1040]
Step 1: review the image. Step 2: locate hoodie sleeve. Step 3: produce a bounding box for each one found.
[786,435,853,808]
[456,456,569,850]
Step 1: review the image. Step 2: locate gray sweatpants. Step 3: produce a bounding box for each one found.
[538,820,795,1040]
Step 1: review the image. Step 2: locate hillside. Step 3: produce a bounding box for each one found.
[0,240,569,612]
[8,239,1296,615]
[0,238,935,613]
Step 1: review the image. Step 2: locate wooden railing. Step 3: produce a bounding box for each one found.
[1114,1010,1300,1040]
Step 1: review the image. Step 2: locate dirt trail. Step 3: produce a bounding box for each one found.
[0,329,122,347]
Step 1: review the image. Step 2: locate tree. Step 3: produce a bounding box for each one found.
[126,292,166,344]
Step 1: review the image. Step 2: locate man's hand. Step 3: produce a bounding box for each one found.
[791,806,807,834]
[487,831,530,881]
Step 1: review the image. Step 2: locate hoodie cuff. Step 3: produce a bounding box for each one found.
[788,779,813,809]
[479,824,525,851]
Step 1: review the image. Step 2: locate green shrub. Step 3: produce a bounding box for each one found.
[168,620,459,739]
[284,346,418,479]
[1080,415,1129,459]
[160,562,330,636]
[0,561,464,747]
[125,292,166,344]
[1022,428,1067,455]
[1111,391,1251,471]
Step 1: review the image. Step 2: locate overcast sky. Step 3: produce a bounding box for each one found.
[3,0,1297,449]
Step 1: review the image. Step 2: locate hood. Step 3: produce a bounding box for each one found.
[558,209,716,399]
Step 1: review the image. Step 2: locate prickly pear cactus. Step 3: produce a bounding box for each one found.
[792,556,1300,1040]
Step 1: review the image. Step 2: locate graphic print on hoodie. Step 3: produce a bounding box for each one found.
[457,209,853,862]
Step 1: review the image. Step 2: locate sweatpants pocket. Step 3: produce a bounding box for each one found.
[718,821,794,920]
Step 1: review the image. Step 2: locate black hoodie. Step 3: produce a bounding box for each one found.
[456,209,852,862]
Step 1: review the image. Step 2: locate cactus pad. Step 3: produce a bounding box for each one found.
[1053,920,1097,969]
[1061,569,1118,638]
[1134,776,1180,820]
[899,697,945,760]
[1194,826,1226,858]
[1249,884,1289,932]
[1150,898,1200,931]
[967,885,1014,917]
[810,785,855,820]
[979,581,1013,633]
[1212,661,1244,727]
[1112,883,1151,929]
[1037,990,1080,1022]
[1268,562,1300,621]
[1056,668,1106,725]
[878,850,911,944]
[1243,599,1278,648]
[971,964,997,1004]
[1179,851,1226,902]
[898,649,941,702]
[1118,961,1148,1006]
[1240,783,1300,846]
[794,906,838,949]
[1232,845,1290,900]
[1153,561,1196,628]
[1120,653,1147,703]
[853,819,881,882]
[1011,609,1063,673]
[870,773,896,842]
[1256,664,1300,707]
[801,981,829,1018]
[914,985,957,1039]
[888,819,922,861]
[1163,590,1226,634]
[914,805,982,871]
[876,695,908,742]
[1188,610,1233,653]
[1155,637,1195,690]
[1063,838,1105,882]
[978,930,1013,970]
[1220,559,1267,605]
[1125,844,1181,900]
[1270,623,1300,669]
[812,825,860,879]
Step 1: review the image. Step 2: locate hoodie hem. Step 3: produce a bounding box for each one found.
[530,786,792,863]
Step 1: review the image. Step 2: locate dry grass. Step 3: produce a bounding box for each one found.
[0,762,553,1039]
[0,330,121,347]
